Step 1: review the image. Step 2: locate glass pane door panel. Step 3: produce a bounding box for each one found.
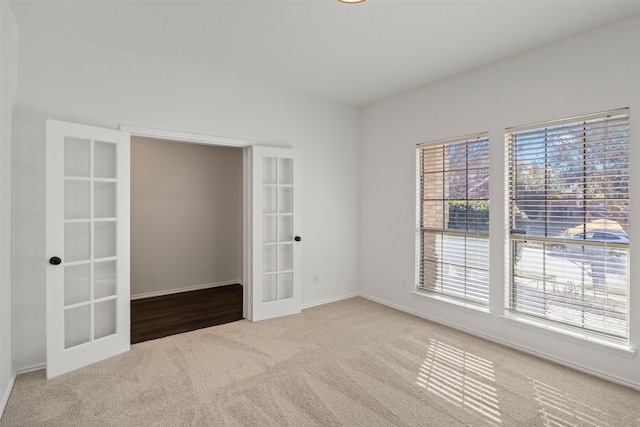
[94,300,116,339]
[64,264,91,306]
[94,261,117,299]
[278,216,293,242]
[64,137,90,177]
[262,245,277,273]
[278,188,293,214]
[64,181,90,220]
[263,216,277,243]
[278,158,293,185]
[65,223,91,263]
[94,182,116,218]
[263,157,277,184]
[94,222,116,259]
[94,141,116,179]
[263,187,277,214]
[262,274,277,302]
[278,272,293,300]
[278,244,293,271]
[65,305,90,349]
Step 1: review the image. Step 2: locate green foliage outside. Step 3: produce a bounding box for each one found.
[447,200,529,233]
[447,201,528,263]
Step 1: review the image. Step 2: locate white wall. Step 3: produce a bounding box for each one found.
[13,28,360,370]
[0,0,18,415]
[360,16,640,388]
[131,137,242,298]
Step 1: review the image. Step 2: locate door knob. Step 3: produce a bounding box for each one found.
[49,256,62,266]
[294,236,302,242]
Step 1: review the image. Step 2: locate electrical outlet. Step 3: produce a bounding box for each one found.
[402,278,407,289]
[313,274,319,284]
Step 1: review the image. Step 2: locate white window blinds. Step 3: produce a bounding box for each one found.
[416,134,490,305]
[506,109,630,340]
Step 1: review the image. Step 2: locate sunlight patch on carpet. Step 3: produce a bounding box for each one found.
[416,338,502,424]
[529,377,614,426]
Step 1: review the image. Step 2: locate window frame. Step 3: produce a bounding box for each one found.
[505,108,631,342]
[415,132,490,306]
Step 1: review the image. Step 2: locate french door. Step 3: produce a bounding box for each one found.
[45,121,300,378]
[46,120,130,379]
[251,146,302,321]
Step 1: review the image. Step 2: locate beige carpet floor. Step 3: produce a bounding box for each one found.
[2,297,639,426]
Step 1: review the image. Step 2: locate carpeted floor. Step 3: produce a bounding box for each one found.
[2,297,639,426]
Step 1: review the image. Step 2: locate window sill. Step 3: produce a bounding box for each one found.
[410,290,492,317]
[499,312,636,358]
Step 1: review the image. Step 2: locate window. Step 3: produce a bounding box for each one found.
[506,109,630,340]
[416,133,490,305]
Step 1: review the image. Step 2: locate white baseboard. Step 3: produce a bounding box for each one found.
[359,292,640,391]
[15,363,45,375]
[131,280,242,300]
[0,373,16,420]
[301,292,359,310]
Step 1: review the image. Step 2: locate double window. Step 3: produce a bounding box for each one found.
[416,108,630,342]
[416,134,490,305]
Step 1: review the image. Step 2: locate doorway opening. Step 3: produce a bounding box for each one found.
[129,136,244,343]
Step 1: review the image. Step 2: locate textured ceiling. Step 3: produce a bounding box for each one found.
[9,0,640,106]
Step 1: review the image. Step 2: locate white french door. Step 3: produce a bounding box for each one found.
[46,120,130,379]
[45,121,299,376]
[251,146,302,321]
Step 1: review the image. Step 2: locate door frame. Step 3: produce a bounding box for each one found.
[121,125,257,320]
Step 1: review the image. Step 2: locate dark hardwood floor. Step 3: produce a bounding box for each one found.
[130,284,244,344]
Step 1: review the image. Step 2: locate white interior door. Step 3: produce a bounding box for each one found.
[46,119,130,379]
[251,146,301,321]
